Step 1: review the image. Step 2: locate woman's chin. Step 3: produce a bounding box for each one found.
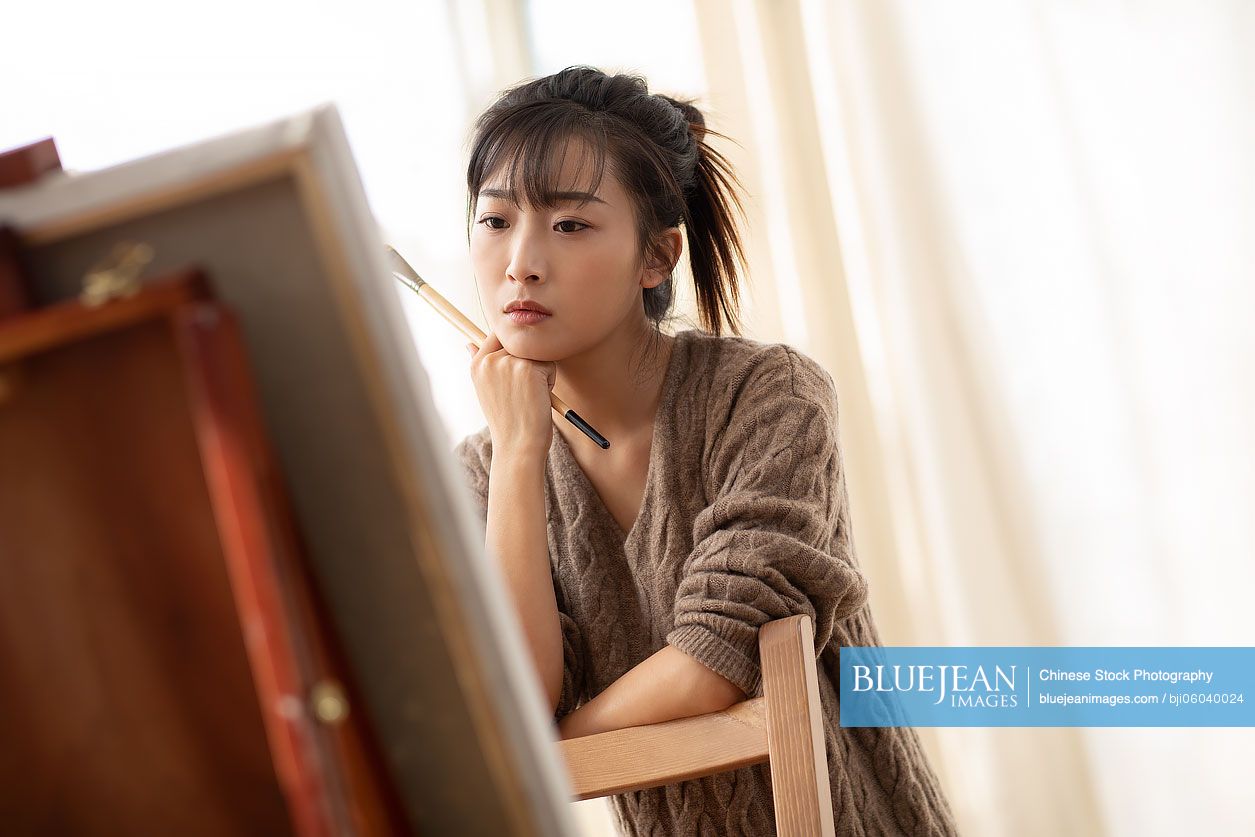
[499,333,561,362]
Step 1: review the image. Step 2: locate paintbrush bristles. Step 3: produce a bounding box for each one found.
[385,246,426,289]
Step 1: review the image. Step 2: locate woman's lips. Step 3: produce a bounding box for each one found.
[506,309,552,325]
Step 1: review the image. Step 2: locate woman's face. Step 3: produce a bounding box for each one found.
[469,142,669,361]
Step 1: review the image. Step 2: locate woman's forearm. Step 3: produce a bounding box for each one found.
[487,448,564,712]
[556,645,746,740]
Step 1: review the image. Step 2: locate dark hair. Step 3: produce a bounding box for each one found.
[465,65,749,337]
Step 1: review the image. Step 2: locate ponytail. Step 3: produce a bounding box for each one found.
[655,95,749,336]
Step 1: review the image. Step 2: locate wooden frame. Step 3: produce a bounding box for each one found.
[0,264,406,834]
[559,614,836,836]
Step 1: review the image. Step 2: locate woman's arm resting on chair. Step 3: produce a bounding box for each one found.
[557,645,746,740]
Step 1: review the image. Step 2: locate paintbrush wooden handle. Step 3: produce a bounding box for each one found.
[395,263,577,416]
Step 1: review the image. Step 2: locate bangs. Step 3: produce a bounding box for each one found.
[468,109,612,215]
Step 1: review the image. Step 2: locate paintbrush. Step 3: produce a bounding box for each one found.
[385,245,610,449]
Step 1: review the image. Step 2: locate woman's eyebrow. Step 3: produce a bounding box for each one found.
[478,188,608,207]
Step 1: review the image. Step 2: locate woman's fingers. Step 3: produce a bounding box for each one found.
[480,329,504,355]
[468,330,499,365]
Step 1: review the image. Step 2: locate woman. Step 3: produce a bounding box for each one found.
[455,65,958,836]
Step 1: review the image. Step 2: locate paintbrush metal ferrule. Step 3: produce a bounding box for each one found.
[392,271,421,294]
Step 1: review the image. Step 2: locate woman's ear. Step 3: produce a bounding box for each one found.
[642,227,684,289]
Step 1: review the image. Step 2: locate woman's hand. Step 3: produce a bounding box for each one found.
[466,330,557,462]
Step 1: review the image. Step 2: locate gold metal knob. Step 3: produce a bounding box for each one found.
[309,679,351,725]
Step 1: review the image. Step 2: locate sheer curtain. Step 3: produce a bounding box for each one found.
[691,0,1255,834]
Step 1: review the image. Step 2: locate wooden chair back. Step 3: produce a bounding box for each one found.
[558,614,836,836]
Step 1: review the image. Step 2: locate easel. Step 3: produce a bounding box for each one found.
[0,138,405,836]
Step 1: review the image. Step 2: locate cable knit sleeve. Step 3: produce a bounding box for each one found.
[453,431,587,723]
[664,347,870,700]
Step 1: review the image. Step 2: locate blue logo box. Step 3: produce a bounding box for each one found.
[838,647,1254,727]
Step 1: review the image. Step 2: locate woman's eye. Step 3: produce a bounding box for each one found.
[556,220,587,233]
[480,216,507,230]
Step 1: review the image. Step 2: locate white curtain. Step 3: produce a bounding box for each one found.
[691,0,1255,834]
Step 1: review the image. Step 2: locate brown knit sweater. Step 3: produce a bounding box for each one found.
[455,327,959,836]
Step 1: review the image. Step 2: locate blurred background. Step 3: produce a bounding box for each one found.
[6,1,1253,834]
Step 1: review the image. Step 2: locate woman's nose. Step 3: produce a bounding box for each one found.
[505,240,547,285]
